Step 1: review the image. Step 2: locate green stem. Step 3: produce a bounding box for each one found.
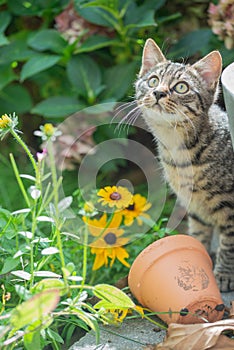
[47,139,59,215]
[10,128,38,178]
[9,153,31,207]
[81,225,89,287]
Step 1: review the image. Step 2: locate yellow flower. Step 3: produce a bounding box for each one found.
[43,123,55,137]
[120,194,152,226]
[106,305,145,324]
[0,113,19,140]
[84,201,95,213]
[84,213,130,270]
[0,114,11,129]
[97,186,133,209]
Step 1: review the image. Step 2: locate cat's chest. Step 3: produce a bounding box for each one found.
[158,144,207,205]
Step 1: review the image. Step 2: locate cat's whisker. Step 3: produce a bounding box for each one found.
[111,101,136,125]
[117,104,142,127]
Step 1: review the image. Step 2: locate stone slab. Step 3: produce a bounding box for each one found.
[69,291,234,350]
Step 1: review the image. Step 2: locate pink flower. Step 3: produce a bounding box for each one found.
[36,148,47,162]
[208,0,234,49]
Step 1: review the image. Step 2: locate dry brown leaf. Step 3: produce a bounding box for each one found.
[229,300,234,319]
[154,319,234,350]
[213,334,234,349]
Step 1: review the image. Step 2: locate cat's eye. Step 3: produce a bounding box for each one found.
[148,75,159,88]
[173,81,189,94]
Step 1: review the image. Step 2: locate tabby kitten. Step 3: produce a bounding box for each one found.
[135,39,234,292]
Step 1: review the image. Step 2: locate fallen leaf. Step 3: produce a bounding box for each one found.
[154,319,234,350]
[229,300,234,319]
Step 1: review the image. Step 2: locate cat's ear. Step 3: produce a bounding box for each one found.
[139,39,166,77]
[192,51,222,88]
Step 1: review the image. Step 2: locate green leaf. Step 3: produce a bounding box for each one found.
[124,0,164,28]
[93,284,135,309]
[75,0,116,27]
[0,208,17,238]
[75,309,100,344]
[0,64,17,89]
[28,30,67,54]
[0,33,9,46]
[103,61,137,100]
[10,289,60,330]
[170,29,213,58]
[0,257,19,274]
[47,328,64,344]
[77,35,117,53]
[24,329,41,350]
[0,11,11,33]
[20,54,61,81]
[67,55,102,100]
[7,0,43,15]
[80,0,120,19]
[0,84,33,113]
[31,96,83,118]
[32,278,65,295]
[0,31,34,64]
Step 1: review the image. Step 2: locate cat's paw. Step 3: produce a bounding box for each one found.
[214,270,234,292]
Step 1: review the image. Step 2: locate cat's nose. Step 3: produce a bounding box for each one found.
[153,90,167,102]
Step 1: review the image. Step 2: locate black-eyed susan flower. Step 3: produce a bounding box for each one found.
[0,113,19,140]
[120,193,152,226]
[97,186,133,209]
[84,213,130,270]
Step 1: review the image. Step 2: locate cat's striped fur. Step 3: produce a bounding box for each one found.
[135,39,234,292]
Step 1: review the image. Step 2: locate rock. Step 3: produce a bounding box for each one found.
[69,291,234,350]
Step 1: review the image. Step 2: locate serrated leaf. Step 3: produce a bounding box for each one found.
[93,284,135,309]
[20,54,61,81]
[10,289,60,330]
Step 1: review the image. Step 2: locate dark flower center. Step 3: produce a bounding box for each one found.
[110,191,121,200]
[126,203,135,211]
[104,232,117,245]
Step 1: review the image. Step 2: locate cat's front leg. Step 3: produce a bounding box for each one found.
[188,214,213,252]
[214,227,234,292]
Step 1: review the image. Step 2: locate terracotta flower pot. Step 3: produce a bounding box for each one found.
[128,234,225,324]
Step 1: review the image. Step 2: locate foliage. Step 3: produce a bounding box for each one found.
[1,1,234,347]
[0,114,171,348]
[0,0,167,120]
[2,0,231,123]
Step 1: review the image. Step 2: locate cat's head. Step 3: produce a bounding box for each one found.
[135,39,222,124]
